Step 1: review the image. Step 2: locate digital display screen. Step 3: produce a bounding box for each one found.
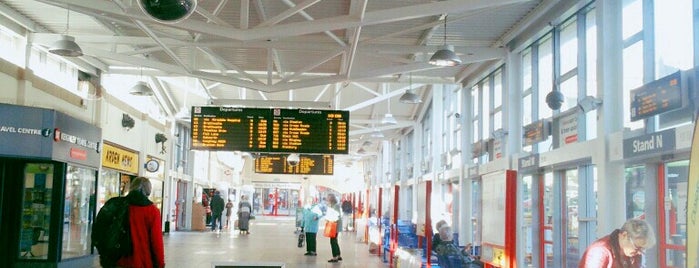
[254,154,334,175]
[191,107,349,154]
[630,71,685,121]
[523,120,550,146]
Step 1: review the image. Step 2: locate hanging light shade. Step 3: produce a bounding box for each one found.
[371,129,384,138]
[130,81,154,96]
[400,90,422,104]
[381,113,398,125]
[428,15,461,67]
[429,45,461,66]
[49,35,83,57]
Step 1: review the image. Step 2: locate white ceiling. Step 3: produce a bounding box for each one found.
[0,0,548,155]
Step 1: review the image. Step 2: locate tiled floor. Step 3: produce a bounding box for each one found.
[93,215,391,268]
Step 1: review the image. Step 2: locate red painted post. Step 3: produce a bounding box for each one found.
[425,180,432,268]
[390,184,399,267]
[378,187,383,259]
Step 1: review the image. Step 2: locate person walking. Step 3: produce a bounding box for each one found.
[325,193,343,263]
[225,199,234,229]
[238,195,253,234]
[301,201,321,256]
[578,218,656,268]
[209,190,225,232]
[116,177,165,268]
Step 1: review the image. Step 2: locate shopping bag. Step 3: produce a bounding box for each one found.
[323,221,337,238]
[297,232,305,248]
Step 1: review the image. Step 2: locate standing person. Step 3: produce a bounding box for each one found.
[225,199,234,229]
[301,201,321,256]
[209,190,225,232]
[238,195,253,234]
[117,177,165,268]
[578,218,656,268]
[341,199,353,231]
[325,193,343,263]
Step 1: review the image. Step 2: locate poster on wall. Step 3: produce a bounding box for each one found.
[481,171,507,246]
[687,118,699,268]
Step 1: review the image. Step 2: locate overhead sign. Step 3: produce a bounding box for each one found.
[622,129,676,159]
[518,154,539,173]
[191,107,349,154]
[523,120,550,146]
[254,154,334,175]
[630,71,686,121]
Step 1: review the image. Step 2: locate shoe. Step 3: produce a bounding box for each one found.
[304,252,312,256]
[311,252,317,256]
[337,257,342,261]
[328,259,339,263]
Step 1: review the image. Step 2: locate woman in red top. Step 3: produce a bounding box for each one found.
[117,177,165,268]
[578,218,655,268]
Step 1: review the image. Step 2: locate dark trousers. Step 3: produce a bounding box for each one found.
[329,233,341,257]
[305,232,317,253]
[211,214,223,230]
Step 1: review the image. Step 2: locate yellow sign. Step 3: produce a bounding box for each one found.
[688,118,699,268]
[101,143,139,174]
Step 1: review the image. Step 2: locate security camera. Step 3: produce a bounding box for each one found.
[545,91,564,110]
[139,0,197,23]
[287,153,300,166]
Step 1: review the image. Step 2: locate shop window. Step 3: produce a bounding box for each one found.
[18,163,54,260]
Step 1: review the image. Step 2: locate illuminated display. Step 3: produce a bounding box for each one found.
[630,71,685,121]
[191,107,349,154]
[254,154,334,175]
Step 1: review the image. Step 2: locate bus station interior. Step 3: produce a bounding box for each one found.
[0,0,698,267]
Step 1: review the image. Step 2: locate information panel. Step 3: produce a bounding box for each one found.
[630,71,685,121]
[254,154,334,175]
[191,107,348,154]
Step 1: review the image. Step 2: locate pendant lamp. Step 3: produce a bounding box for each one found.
[49,4,83,57]
[429,15,461,67]
[130,67,154,96]
[400,72,422,104]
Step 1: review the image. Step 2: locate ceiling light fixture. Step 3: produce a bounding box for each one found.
[381,97,398,125]
[400,72,422,104]
[371,129,384,138]
[428,15,461,67]
[130,66,154,96]
[49,4,83,57]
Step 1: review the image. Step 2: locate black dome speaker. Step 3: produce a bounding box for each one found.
[139,0,197,23]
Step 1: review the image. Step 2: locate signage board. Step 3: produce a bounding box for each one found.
[191,107,349,154]
[518,154,539,173]
[523,120,550,146]
[254,154,334,175]
[622,128,676,159]
[630,71,686,121]
[558,112,579,147]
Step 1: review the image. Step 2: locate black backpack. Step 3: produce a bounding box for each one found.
[92,196,132,267]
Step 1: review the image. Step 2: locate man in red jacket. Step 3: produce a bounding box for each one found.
[578,218,655,268]
[117,177,165,268]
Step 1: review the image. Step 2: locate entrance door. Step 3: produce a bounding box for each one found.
[660,160,688,268]
[175,180,188,230]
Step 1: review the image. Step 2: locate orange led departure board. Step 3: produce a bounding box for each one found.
[191,106,349,154]
[254,154,334,175]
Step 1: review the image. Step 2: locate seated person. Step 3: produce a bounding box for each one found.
[434,226,484,268]
[432,220,448,250]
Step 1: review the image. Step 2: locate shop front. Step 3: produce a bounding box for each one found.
[0,103,101,268]
[99,142,139,212]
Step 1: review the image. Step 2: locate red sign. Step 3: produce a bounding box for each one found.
[70,147,87,160]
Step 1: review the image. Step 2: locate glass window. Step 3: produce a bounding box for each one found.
[622,0,643,40]
[538,36,554,120]
[523,94,533,125]
[623,41,645,130]
[482,82,491,139]
[585,9,598,140]
[18,163,54,260]
[62,165,96,259]
[97,169,121,214]
[523,50,533,90]
[494,71,503,108]
[0,26,26,67]
[654,0,693,77]
[625,165,646,219]
[472,86,479,117]
[565,169,580,268]
[522,175,534,267]
[560,21,578,75]
[560,76,579,111]
[664,160,688,267]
